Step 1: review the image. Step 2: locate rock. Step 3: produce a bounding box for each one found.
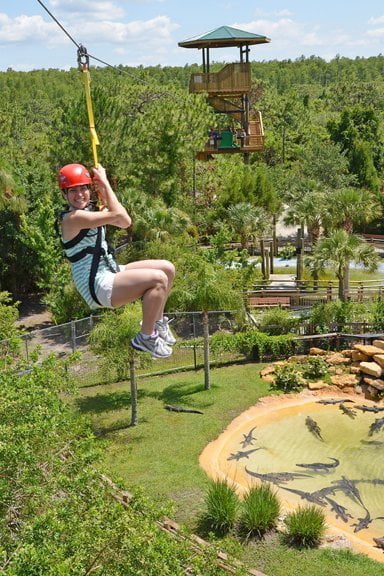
[359,362,383,378]
[372,339,384,350]
[373,354,384,368]
[330,374,360,388]
[260,365,276,377]
[325,353,351,365]
[363,377,384,391]
[307,380,329,390]
[351,350,369,362]
[341,349,353,357]
[309,347,327,356]
[353,344,384,357]
[262,374,276,384]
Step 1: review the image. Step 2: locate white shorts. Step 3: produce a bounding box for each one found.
[95,265,125,308]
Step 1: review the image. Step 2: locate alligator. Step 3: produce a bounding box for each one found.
[245,467,312,485]
[331,476,365,509]
[240,426,257,448]
[373,536,384,550]
[324,496,353,523]
[227,448,262,461]
[305,415,324,441]
[339,403,357,418]
[277,484,327,506]
[164,405,203,414]
[355,404,384,413]
[295,457,339,473]
[317,398,355,405]
[360,439,384,446]
[368,417,384,437]
[352,508,373,533]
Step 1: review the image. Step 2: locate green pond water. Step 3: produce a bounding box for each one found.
[226,400,384,539]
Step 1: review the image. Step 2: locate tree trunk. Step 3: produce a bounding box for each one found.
[202,310,211,390]
[129,359,138,426]
[338,263,350,301]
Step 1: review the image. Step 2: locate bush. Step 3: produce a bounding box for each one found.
[283,505,326,548]
[257,308,300,336]
[272,363,306,392]
[239,483,280,539]
[201,479,240,536]
[301,356,329,379]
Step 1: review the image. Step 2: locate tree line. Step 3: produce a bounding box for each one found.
[1,54,384,319]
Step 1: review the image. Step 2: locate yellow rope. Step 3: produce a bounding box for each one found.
[81,67,100,167]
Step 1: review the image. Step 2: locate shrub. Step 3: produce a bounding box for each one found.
[272,363,306,392]
[257,308,300,336]
[283,505,326,548]
[372,298,384,330]
[301,356,329,379]
[201,478,240,536]
[239,483,280,539]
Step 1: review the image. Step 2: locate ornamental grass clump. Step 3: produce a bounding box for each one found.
[239,483,280,539]
[201,478,240,536]
[283,505,326,548]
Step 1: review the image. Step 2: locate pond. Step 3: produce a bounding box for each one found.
[200,391,384,563]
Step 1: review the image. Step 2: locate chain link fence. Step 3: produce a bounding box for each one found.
[2,311,242,387]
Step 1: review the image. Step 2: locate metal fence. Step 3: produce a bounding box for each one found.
[1,311,241,387]
[2,310,382,388]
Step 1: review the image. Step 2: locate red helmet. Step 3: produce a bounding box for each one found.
[58,163,92,189]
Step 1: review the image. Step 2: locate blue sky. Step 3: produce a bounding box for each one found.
[1,1,384,71]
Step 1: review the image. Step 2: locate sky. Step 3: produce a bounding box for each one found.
[1,1,384,72]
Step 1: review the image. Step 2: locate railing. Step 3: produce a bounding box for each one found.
[247,279,384,309]
[189,63,251,94]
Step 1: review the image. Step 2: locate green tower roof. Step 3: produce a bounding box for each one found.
[178,25,270,49]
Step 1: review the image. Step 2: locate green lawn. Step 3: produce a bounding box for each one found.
[74,363,384,576]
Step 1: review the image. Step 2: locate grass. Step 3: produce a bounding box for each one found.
[73,363,384,576]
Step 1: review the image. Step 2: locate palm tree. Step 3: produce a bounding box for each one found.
[227,203,271,250]
[169,256,243,390]
[323,187,380,234]
[88,303,151,426]
[309,230,379,301]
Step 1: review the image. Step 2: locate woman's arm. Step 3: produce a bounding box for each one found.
[61,165,131,241]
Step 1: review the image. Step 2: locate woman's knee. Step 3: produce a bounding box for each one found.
[160,260,175,281]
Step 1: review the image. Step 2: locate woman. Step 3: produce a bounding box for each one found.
[57,163,176,359]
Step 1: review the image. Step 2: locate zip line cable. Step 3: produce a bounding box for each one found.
[35,0,157,165]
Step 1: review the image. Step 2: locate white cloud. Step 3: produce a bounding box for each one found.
[72,15,178,45]
[0,13,58,42]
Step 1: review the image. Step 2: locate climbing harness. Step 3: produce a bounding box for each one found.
[57,204,120,307]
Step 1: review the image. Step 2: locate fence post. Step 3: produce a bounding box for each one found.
[71,320,76,352]
[193,344,197,370]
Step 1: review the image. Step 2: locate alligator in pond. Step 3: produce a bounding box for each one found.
[331,476,365,509]
[240,426,257,448]
[351,507,384,533]
[373,536,384,550]
[227,448,262,461]
[245,467,312,485]
[277,484,327,506]
[368,417,384,436]
[355,404,384,413]
[324,496,353,523]
[164,405,203,414]
[305,415,324,441]
[295,457,340,473]
[317,399,355,405]
[339,403,357,419]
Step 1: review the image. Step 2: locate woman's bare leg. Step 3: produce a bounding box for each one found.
[121,259,175,320]
[111,265,170,334]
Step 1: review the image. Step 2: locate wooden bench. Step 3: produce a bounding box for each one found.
[249,296,291,308]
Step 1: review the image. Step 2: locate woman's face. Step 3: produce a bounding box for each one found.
[66,185,91,209]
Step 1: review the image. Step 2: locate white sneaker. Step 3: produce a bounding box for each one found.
[131,332,172,358]
[155,316,177,346]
